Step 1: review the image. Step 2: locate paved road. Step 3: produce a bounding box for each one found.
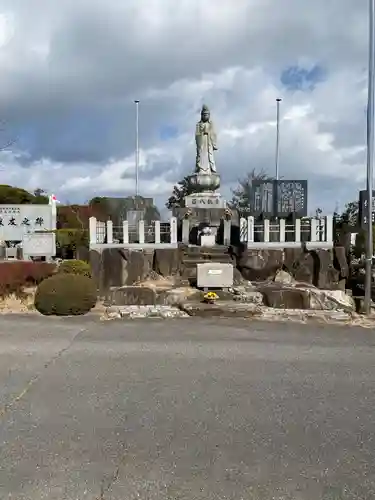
[0,316,374,499]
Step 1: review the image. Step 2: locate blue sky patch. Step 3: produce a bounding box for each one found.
[281,64,326,91]
[160,125,178,141]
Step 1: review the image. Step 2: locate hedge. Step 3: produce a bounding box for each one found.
[58,259,91,277]
[0,261,56,296]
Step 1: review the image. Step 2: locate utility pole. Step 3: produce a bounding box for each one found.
[365,0,375,315]
[134,100,140,197]
[275,98,282,180]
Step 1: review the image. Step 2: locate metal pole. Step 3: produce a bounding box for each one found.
[275,98,282,180]
[135,100,140,197]
[365,0,375,315]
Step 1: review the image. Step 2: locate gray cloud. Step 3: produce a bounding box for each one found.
[0,0,369,214]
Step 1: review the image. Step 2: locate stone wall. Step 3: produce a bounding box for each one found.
[236,246,348,290]
[90,244,349,295]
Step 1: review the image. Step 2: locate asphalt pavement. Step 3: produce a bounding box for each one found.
[0,315,374,499]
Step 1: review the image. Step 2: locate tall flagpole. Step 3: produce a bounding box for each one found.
[135,100,140,197]
[365,0,375,314]
[275,98,282,180]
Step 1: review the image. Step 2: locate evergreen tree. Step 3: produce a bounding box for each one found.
[229,168,272,212]
[165,176,193,209]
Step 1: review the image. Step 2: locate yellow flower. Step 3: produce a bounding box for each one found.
[203,291,219,300]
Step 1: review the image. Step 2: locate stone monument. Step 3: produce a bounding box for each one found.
[174,104,230,246]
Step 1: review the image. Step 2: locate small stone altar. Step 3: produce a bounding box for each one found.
[174,104,230,246]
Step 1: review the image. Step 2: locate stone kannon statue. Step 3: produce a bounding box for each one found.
[195,104,218,174]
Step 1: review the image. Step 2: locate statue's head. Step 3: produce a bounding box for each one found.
[201,104,210,122]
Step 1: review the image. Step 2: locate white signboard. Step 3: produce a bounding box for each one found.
[0,205,54,241]
[22,232,56,257]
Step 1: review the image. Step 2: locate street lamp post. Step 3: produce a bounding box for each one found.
[275,98,282,181]
[134,100,140,197]
[365,0,375,315]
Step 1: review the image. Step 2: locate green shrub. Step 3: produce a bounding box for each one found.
[34,273,97,316]
[58,259,91,277]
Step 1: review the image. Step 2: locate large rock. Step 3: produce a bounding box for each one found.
[90,248,154,294]
[106,286,157,306]
[158,286,201,305]
[309,289,355,312]
[123,249,154,284]
[255,281,355,312]
[236,247,348,290]
[89,249,102,291]
[231,285,264,305]
[312,249,339,289]
[291,253,315,284]
[257,283,309,309]
[274,269,295,285]
[333,246,349,291]
[237,250,284,281]
[153,248,182,277]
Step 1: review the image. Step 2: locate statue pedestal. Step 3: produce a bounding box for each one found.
[173,190,228,246]
[186,173,221,193]
[185,191,226,209]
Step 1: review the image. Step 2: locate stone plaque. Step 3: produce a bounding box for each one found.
[276,180,307,217]
[22,232,56,256]
[185,194,226,208]
[251,180,274,216]
[251,180,307,217]
[0,205,54,241]
[359,190,375,228]
[197,262,233,288]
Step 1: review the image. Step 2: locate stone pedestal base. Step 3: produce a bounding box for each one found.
[185,192,226,209]
[173,190,230,246]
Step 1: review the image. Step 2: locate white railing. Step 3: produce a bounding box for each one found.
[89,217,178,249]
[239,215,333,249]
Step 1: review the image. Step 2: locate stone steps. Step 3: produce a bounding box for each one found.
[181,248,234,280]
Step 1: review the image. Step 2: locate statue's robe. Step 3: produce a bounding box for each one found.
[195,120,217,174]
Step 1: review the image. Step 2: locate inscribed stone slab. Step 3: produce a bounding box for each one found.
[197,262,234,288]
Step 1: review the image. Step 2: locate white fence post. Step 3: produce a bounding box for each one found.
[154,220,161,244]
[122,220,129,244]
[263,219,270,243]
[325,215,333,245]
[279,219,286,243]
[240,218,247,242]
[247,216,254,244]
[138,220,145,244]
[318,217,325,242]
[295,219,301,243]
[310,218,318,242]
[170,217,177,244]
[106,220,113,244]
[89,217,97,245]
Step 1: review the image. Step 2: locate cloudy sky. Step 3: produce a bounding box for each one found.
[0,0,369,215]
